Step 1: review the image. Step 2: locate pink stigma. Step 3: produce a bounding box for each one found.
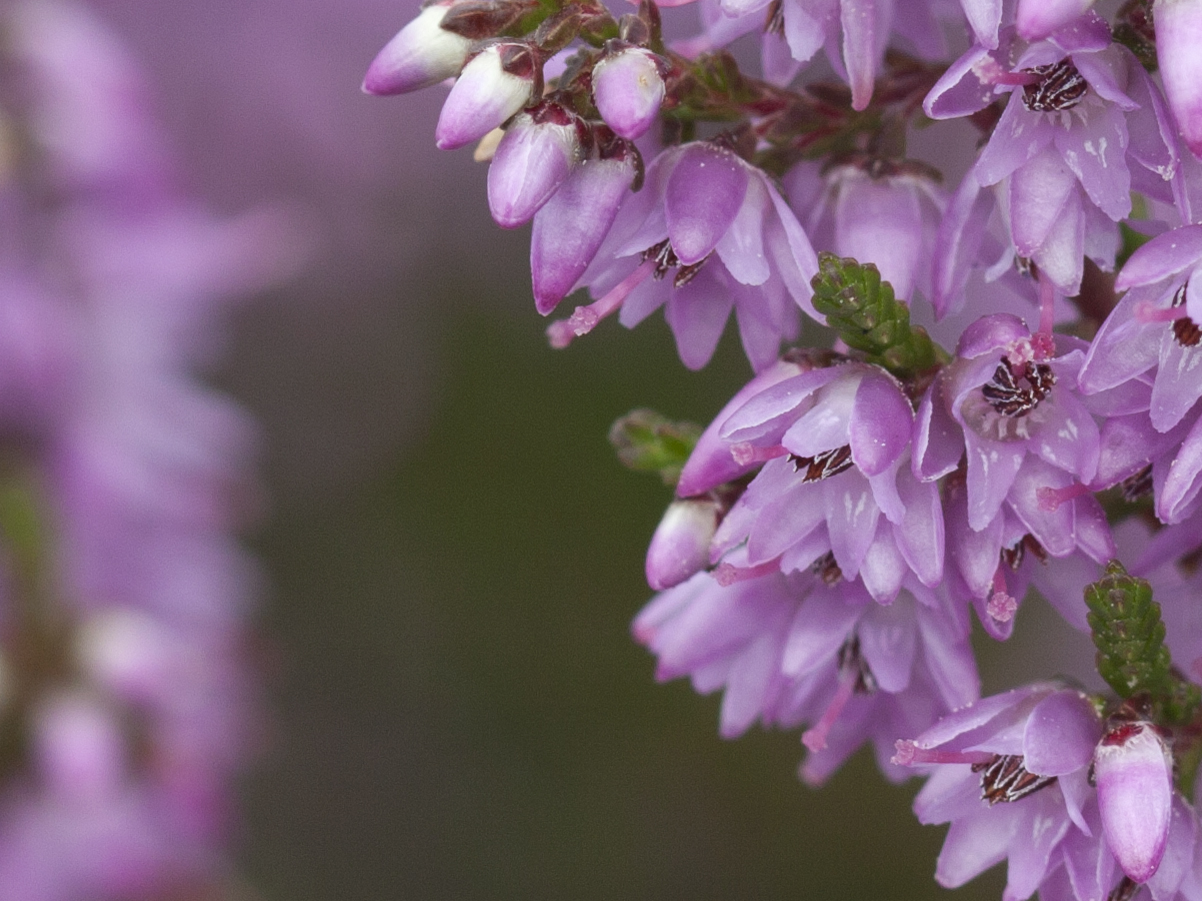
[1134,300,1191,324]
[987,567,1018,623]
[891,739,996,767]
[545,258,656,349]
[802,669,856,753]
[1032,276,1057,360]
[712,559,780,586]
[731,442,789,466]
[1037,482,1089,512]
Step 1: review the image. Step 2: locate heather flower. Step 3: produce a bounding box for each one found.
[1079,225,1202,522]
[896,685,1102,898]
[548,140,819,372]
[925,20,1177,294]
[362,2,474,96]
[591,45,666,141]
[690,360,946,600]
[632,570,978,785]
[1157,0,1202,159]
[529,137,637,315]
[435,41,539,150]
[1016,0,1097,42]
[785,162,946,303]
[645,497,721,590]
[1094,722,1175,883]
[487,99,586,228]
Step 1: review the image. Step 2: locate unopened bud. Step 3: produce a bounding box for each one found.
[531,141,634,313]
[435,42,537,151]
[592,46,666,141]
[362,4,473,96]
[1094,722,1174,884]
[487,102,583,228]
[646,498,720,590]
[1157,0,1202,158]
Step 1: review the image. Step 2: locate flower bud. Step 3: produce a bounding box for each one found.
[362,4,473,96]
[487,102,583,228]
[32,691,125,801]
[591,47,666,141]
[1094,722,1174,884]
[646,498,720,590]
[1157,0,1202,158]
[1015,0,1096,41]
[435,42,537,151]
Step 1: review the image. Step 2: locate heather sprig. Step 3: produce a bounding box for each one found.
[809,253,946,381]
[1085,561,1201,726]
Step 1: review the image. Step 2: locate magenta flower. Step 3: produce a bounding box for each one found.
[548,140,819,371]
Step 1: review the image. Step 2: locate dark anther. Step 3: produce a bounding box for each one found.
[837,636,877,694]
[1000,534,1047,571]
[811,551,843,585]
[789,445,854,482]
[971,754,1057,804]
[1022,60,1088,112]
[1171,283,1201,347]
[641,239,710,287]
[981,357,1056,417]
[764,0,785,34]
[1120,464,1154,502]
[1108,877,1139,901]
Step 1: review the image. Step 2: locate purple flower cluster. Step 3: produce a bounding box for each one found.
[365,0,1202,895]
[0,2,293,897]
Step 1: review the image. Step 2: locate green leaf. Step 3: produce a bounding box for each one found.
[608,409,701,487]
[1084,560,1201,725]
[809,252,947,380]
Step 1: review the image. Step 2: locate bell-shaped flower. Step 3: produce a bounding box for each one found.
[925,20,1178,295]
[633,570,978,785]
[530,134,636,315]
[896,685,1104,900]
[362,2,473,96]
[699,361,947,601]
[591,45,666,141]
[1157,0,1202,158]
[435,42,538,151]
[786,161,946,303]
[487,99,586,228]
[1094,722,1174,884]
[547,140,819,372]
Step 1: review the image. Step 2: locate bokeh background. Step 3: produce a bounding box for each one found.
[88,1,1101,897]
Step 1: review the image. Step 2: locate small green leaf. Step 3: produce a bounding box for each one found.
[608,409,702,486]
[809,252,947,380]
[1084,561,1201,725]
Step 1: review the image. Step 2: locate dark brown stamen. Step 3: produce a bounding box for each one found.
[1171,284,1201,347]
[837,636,877,694]
[641,239,711,288]
[764,0,785,34]
[1108,877,1139,901]
[999,534,1046,571]
[1120,464,1154,502]
[1022,60,1088,112]
[981,357,1056,417]
[789,445,854,482]
[811,551,843,585]
[971,754,1057,804]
